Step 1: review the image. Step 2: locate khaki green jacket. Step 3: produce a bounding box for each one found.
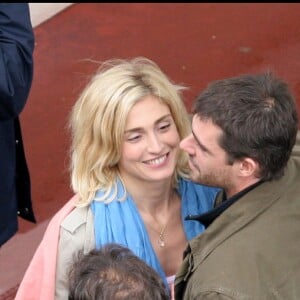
[175,132,300,300]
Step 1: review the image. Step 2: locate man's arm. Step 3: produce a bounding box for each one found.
[0,3,34,120]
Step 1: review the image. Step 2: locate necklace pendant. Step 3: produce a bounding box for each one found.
[159,238,165,247]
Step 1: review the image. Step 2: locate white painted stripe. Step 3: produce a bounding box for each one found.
[29,3,74,28]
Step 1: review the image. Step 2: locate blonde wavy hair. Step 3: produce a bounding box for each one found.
[69,57,191,206]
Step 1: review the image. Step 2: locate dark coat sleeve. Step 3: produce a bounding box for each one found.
[0,3,34,120]
[0,3,35,246]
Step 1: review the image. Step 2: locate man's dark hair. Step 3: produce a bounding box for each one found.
[68,243,169,300]
[193,71,298,180]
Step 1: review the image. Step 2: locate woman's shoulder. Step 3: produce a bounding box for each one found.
[58,200,95,254]
[60,203,93,234]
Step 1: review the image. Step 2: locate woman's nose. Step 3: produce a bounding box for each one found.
[147,133,163,153]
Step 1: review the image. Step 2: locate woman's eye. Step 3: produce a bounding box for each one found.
[159,123,171,131]
[127,134,141,142]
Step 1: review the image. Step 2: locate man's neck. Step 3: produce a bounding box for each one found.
[225,177,261,199]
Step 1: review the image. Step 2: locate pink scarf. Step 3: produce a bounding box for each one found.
[15,195,78,300]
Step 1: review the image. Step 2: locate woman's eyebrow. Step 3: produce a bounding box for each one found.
[124,114,172,133]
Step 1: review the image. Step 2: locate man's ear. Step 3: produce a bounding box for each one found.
[239,157,259,177]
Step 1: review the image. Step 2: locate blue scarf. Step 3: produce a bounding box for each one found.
[91,177,218,286]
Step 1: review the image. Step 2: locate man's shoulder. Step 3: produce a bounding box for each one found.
[292,130,300,157]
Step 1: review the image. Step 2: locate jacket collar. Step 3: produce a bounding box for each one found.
[188,160,294,270]
[186,180,264,228]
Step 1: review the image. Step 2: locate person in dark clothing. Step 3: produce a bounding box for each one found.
[0,3,36,246]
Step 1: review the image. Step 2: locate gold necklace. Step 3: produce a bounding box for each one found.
[146,219,169,248]
[142,191,176,248]
[158,223,167,247]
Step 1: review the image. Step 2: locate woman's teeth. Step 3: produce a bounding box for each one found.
[145,154,167,165]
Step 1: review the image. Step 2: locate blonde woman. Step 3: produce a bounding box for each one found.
[16,57,220,300]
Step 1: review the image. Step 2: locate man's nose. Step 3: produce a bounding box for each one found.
[180,134,194,154]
